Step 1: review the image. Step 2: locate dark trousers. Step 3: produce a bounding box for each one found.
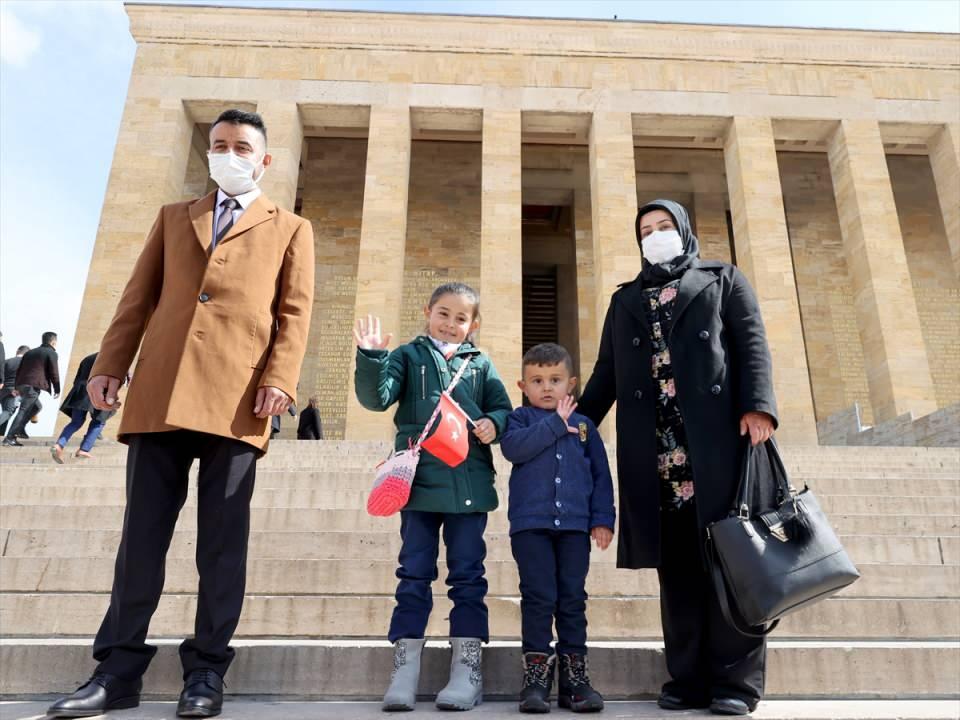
[511,529,591,656]
[4,385,39,439]
[93,430,258,681]
[57,408,106,453]
[388,510,489,643]
[0,392,18,435]
[657,503,766,708]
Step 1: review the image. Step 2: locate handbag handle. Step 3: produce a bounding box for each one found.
[733,437,792,518]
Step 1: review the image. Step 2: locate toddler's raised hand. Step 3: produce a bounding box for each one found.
[353,314,393,350]
[556,394,579,434]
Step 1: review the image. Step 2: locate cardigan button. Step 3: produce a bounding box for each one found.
[634,390,643,400]
[699,330,710,340]
[632,337,641,347]
[710,384,722,395]
[554,519,561,527]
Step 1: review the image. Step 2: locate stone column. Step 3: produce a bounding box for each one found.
[65,84,194,436]
[723,116,818,444]
[587,111,638,440]
[928,123,960,278]
[480,109,523,407]
[693,192,732,264]
[826,119,937,422]
[344,101,412,439]
[573,174,598,388]
[255,101,304,212]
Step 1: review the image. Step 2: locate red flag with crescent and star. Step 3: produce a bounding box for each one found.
[420,392,473,467]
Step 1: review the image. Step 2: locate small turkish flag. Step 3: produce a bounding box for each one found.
[421,392,473,467]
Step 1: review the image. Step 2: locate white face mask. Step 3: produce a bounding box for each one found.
[641,229,684,265]
[207,151,264,196]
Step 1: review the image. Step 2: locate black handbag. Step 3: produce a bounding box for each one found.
[705,438,860,637]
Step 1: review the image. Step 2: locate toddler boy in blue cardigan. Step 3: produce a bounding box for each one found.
[500,343,615,714]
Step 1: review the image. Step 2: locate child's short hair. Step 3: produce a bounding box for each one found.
[522,343,574,374]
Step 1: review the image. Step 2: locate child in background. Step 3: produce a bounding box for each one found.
[500,343,615,714]
[353,282,513,712]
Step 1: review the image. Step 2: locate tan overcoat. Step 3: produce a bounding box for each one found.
[91,190,315,453]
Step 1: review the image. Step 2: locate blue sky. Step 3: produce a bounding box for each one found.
[1,0,958,437]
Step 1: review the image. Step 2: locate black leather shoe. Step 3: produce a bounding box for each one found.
[657,691,710,710]
[710,697,752,715]
[2,438,23,447]
[177,668,224,717]
[46,672,141,718]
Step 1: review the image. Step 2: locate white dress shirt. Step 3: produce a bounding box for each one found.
[212,186,262,246]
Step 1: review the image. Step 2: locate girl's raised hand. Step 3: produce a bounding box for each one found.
[353,314,393,350]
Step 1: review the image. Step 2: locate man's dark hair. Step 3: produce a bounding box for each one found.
[41,332,57,345]
[16,345,29,354]
[211,109,268,145]
[522,343,574,374]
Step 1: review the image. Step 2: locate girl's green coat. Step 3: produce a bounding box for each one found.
[355,337,513,513]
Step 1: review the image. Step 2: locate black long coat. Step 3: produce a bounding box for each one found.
[578,259,778,569]
[60,353,115,424]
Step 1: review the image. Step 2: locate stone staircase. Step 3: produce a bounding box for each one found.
[1,441,958,702]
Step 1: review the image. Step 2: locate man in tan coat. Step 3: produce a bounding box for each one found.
[48,109,315,719]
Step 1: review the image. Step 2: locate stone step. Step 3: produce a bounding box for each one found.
[4,465,957,497]
[2,593,956,639]
[4,504,957,536]
[5,528,956,566]
[4,484,957,516]
[1,639,958,699]
[1,557,954,598]
[4,700,960,720]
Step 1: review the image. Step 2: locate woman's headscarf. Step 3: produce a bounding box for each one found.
[636,198,701,287]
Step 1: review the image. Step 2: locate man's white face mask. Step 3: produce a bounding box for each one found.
[207,151,264,196]
[641,229,684,265]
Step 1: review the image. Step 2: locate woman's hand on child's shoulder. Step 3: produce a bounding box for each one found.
[353,314,393,350]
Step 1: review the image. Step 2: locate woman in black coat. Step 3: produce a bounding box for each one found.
[577,199,777,716]
[297,396,324,440]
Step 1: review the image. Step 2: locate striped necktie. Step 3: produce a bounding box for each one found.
[211,197,239,251]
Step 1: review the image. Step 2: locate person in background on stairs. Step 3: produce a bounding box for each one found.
[296,395,324,439]
[500,342,616,714]
[0,344,29,436]
[2,331,60,447]
[353,281,513,712]
[50,352,118,462]
[577,199,778,717]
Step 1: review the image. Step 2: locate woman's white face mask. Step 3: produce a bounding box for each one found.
[641,229,684,265]
[207,151,265,196]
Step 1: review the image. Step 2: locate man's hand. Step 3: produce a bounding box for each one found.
[472,417,496,445]
[87,375,123,411]
[740,411,775,446]
[254,386,291,419]
[591,526,613,550]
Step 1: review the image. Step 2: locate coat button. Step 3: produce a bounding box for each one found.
[634,390,643,400]
[632,337,641,347]
[199,293,210,303]
[711,384,721,395]
[699,330,710,340]
[465,499,472,506]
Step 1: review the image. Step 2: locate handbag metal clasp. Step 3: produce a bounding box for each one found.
[738,503,750,521]
[767,521,789,543]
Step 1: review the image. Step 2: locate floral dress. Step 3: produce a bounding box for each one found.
[642,279,696,511]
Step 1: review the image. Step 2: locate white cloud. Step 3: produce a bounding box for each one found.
[0,6,41,67]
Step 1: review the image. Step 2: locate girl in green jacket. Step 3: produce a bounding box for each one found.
[353,282,513,712]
